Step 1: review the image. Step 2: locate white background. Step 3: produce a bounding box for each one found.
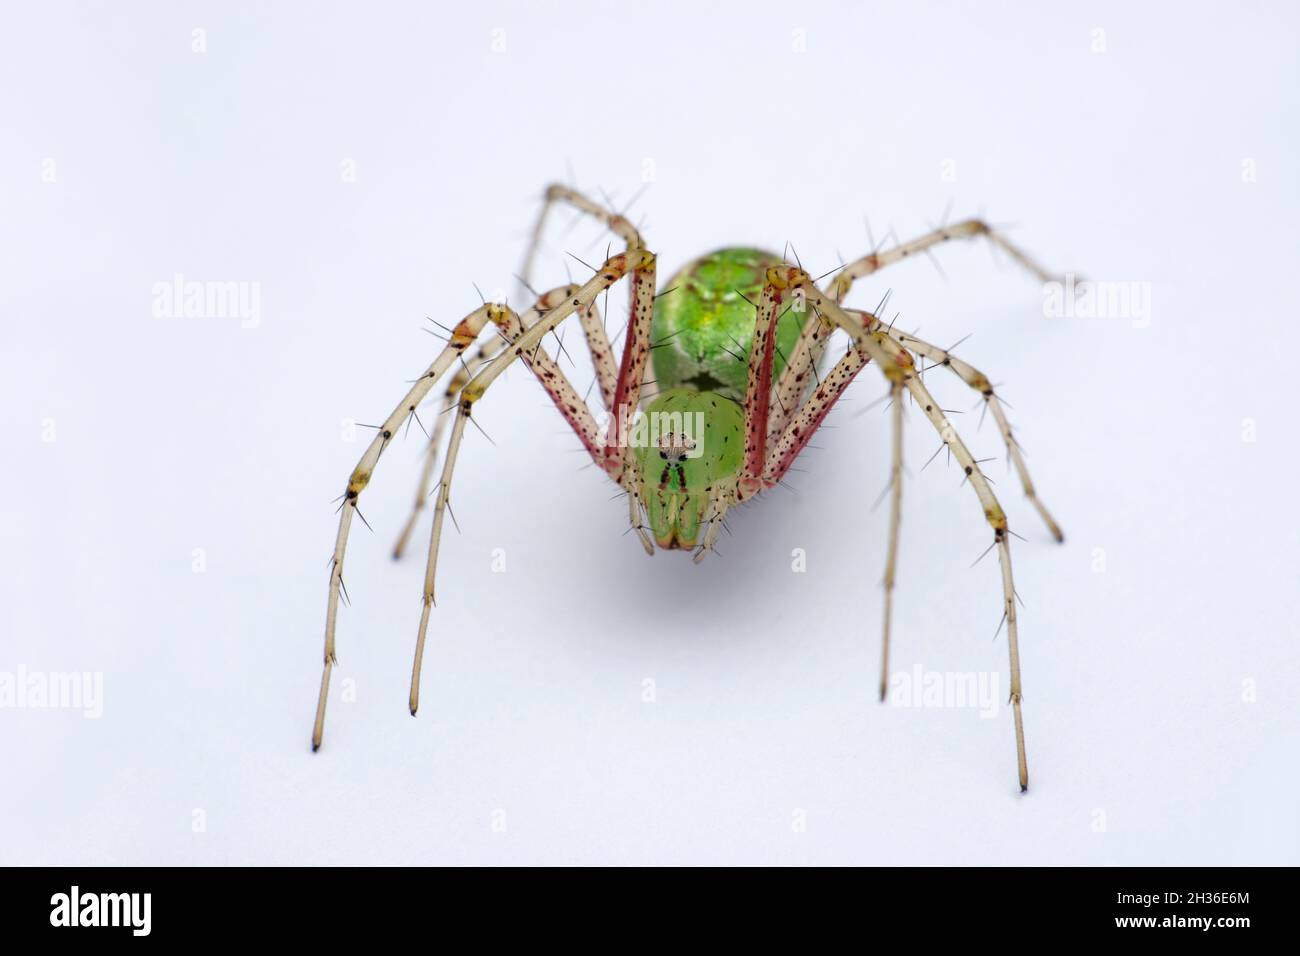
[2,1,1297,865]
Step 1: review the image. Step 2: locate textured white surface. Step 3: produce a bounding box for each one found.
[2,1,1297,865]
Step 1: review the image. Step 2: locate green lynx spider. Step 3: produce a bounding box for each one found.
[310,184,1066,790]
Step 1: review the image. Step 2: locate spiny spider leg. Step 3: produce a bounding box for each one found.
[392,332,511,561]
[759,270,1029,790]
[601,247,658,553]
[771,279,1032,790]
[735,266,791,498]
[829,218,1062,303]
[884,335,1029,792]
[317,284,627,747]
[313,302,516,751]
[409,250,655,715]
[762,323,872,483]
[758,305,903,701]
[522,182,651,454]
[515,230,660,551]
[881,378,905,704]
[505,287,612,465]
[521,183,645,285]
[742,266,862,499]
[408,295,595,712]
[689,483,735,565]
[394,294,620,560]
[409,285,622,715]
[577,297,617,412]
[766,305,835,446]
[819,218,1065,535]
[872,322,1064,541]
[518,183,660,501]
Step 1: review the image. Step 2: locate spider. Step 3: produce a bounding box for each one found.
[310,183,1067,791]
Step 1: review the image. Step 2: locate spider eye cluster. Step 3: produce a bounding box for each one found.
[656,432,697,463]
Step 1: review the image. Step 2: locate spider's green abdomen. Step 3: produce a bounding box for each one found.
[651,247,805,402]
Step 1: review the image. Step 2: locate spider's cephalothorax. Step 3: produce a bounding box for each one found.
[311,183,1069,792]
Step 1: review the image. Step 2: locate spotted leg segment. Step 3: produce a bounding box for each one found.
[872,323,1064,542]
[601,249,659,552]
[766,304,835,446]
[691,482,735,565]
[762,327,872,487]
[738,265,810,499]
[770,217,1066,484]
[312,302,514,751]
[577,298,618,412]
[520,183,638,413]
[603,253,657,465]
[503,286,611,467]
[829,219,1062,304]
[518,184,656,475]
[880,378,905,703]
[790,283,1033,791]
[411,256,649,709]
[759,305,906,701]
[393,292,621,560]
[391,333,509,561]
[410,284,625,715]
[889,339,1030,791]
[738,269,786,493]
[520,182,645,301]
[824,217,1067,541]
[409,250,653,715]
